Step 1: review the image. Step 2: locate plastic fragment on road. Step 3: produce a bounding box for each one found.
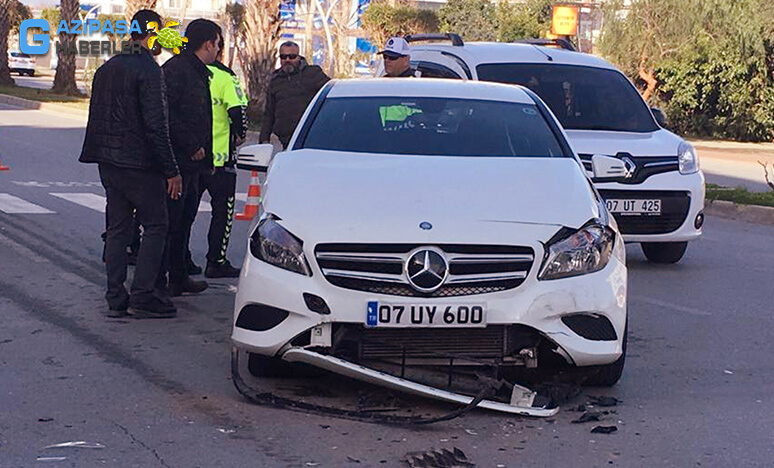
[36,457,68,462]
[217,428,235,434]
[590,425,618,434]
[404,447,474,468]
[44,441,105,449]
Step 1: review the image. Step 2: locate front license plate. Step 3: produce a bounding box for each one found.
[366,302,487,328]
[605,199,661,215]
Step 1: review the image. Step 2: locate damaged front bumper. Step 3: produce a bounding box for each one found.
[278,347,558,417]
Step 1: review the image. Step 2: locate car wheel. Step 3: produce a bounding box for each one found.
[579,323,627,387]
[247,352,321,378]
[27,70,35,77]
[641,241,688,263]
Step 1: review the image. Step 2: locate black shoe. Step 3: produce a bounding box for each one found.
[187,258,202,276]
[205,260,241,278]
[106,308,128,318]
[169,278,208,297]
[128,297,177,319]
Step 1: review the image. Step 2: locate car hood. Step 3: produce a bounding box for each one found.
[263,149,601,245]
[565,129,683,157]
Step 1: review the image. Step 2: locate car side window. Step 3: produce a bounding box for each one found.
[415,61,462,80]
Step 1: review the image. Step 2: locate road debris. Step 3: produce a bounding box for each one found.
[590,426,618,434]
[44,441,104,449]
[724,370,734,375]
[588,396,620,407]
[572,411,605,424]
[36,457,68,462]
[37,418,54,422]
[217,428,235,434]
[347,456,361,463]
[404,447,474,468]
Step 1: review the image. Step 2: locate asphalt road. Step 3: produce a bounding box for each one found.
[2,104,774,467]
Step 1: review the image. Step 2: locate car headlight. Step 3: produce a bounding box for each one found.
[250,216,311,276]
[678,141,699,174]
[539,223,616,280]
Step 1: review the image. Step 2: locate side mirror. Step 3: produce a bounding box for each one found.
[236,144,274,172]
[651,107,667,127]
[591,154,628,182]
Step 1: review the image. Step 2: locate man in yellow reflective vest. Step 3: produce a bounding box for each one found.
[197,42,248,278]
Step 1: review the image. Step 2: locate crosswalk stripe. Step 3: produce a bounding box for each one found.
[50,193,106,213]
[0,193,55,214]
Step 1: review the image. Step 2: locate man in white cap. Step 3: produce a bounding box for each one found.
[379,37,416,78]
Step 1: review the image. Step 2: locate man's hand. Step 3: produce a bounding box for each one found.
[167,175,183,200]
[192,147,206,161]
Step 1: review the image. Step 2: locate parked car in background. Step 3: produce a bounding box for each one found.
[391,34,705,264]
[8,51,36,76]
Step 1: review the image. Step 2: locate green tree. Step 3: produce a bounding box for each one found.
[494,0,551,42]
[438,0,495,41]
[9,0,32,31]
[601,0,774,141]
[361,0,439,48]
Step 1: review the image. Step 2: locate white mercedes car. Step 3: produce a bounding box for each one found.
[232,79,628,415]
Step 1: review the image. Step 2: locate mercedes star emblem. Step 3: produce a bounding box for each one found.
[405,247,448,292]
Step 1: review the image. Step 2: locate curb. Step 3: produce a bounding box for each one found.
[705,199,774,225]
[0,93,88,118]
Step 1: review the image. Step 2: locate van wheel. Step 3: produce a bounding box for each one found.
[641,241,688,264]
[579,324,627,387]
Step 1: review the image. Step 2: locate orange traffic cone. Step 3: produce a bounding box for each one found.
[0,156,9,171]
[235,170,261,221]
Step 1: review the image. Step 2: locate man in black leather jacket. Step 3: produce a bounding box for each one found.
[260,41,330,148]
[160,18,221,297]
[79,9,182,319]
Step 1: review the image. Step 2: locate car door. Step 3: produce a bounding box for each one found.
[410,50,470,80]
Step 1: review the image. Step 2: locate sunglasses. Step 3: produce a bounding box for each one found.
[383,54,403,61]
[280,54,299,60]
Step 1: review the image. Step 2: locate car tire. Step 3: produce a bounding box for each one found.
[247,352,322,378]
[641,241,688,263]
[27,70,35,77]
[579,323,627,387]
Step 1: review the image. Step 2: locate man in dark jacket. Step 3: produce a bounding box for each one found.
[160,18,221,296]
[79,9,181,319]
[260,41,330,148]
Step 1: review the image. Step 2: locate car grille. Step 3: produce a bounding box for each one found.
[598,190,691,235]
[315,243,534,297]
[579,153,678,184]
[358,326,507,359]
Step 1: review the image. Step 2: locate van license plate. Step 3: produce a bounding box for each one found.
[606,199,661,215]
[366,302,487,328]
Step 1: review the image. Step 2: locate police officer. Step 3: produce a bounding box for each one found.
[197,40,248,278]
[380,37,416,78]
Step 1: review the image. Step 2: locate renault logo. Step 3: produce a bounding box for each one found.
[621,156,637,178]
[405,247,448,293]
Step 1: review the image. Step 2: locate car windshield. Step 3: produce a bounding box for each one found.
[299,97,568,157]
[476,63,659,133]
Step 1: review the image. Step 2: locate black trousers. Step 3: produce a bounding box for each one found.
[198,168,237,264]
[161,170,201,287]
[98,163,168,309]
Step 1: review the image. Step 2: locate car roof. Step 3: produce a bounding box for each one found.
[327,78,535,104]
[410,42,618,71]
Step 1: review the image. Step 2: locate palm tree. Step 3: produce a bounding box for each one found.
[0,0,15,86]
[52,0,80,95]
[240,0,283,119]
